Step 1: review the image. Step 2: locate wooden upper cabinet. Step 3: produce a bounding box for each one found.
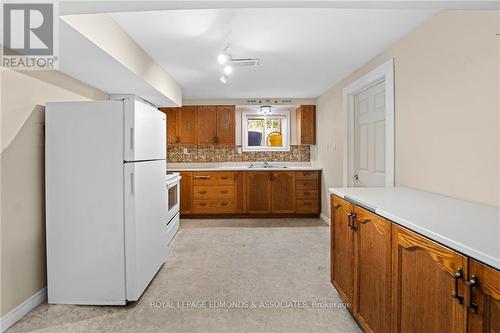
[391,225,467,333]
[270,172,295,213]
[160,107,180,144]
[296,105,316,145]
[196,106,217,144]
[353,206,392,333]
[331,196,355,307]
[467,259,500,332]
[216,106,235,145]
[246,172,271,213]
[178,106,197,144]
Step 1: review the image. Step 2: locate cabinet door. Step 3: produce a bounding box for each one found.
[467,259,500,333]
[235,172,246,213]
[178,106,197,144]
[270,172,295,213]
[216,106,235,145]
[353,206,392,333]
[391,226,467,333]
[160,107,179,144]
[296,105,316,145]
[179,172,192,214]
[246,172,271,213]
[331,195,355,306]
[197,106,217,144]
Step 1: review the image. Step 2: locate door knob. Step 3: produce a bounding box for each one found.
[353,174,359,180]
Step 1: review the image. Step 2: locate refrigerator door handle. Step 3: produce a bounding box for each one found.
[130,127,135,151]
[130,172,135,195]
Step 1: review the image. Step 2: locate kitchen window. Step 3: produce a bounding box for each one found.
[242,110,290,152]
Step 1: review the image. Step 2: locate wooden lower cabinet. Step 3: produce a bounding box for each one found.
[246,172,272,213]
[391,225,468,333]
[467,259,500,332]
[331,196,355,306]
[179,172,192,214]
[353,206,392,333]
[270,172,295,213]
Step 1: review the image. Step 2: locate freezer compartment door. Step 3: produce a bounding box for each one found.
[124,160,168,301]
[124,99,166,162]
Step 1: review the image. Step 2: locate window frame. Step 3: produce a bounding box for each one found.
[241,110,291,152]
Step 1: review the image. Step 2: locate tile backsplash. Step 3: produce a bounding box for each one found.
[167,145,310,163]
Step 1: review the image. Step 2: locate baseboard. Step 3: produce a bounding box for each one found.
[320,213,330,225]
[0,287,46,332]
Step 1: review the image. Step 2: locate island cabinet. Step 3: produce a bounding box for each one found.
[391,225,468,333]
[466,259,500,332]
[330,194,500,333]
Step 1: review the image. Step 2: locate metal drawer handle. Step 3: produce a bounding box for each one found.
[199,203,207,206]
[221,202,229,206]
[451,268,464,304]
[220,190,228,194]
[304,202,311,206]
[194,176,210,179]
[220,176,229,180]
[466,275,479,313]
[304,192,311,196]
[348,212,357,230]
[199,191,207,194]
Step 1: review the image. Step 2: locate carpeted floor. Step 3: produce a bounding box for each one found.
[8,218,361,333]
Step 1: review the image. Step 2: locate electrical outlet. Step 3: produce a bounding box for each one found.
[237,147,242,154]
[182,147,188,154]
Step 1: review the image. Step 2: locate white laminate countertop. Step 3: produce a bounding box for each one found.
[328,187,500,270]
[167,162,322,172]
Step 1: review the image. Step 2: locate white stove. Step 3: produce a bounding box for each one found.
[166,172,181,245]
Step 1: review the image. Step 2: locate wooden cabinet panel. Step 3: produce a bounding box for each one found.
[391,226,467,333]
[331,196,355,307]
[193,200,235,213]
[216,106,235,145]
[353,206,392,333]
[192,172,235,186]
[295,199,319,213]
[296,179,318,190]
[197,106,217,144]
[467,259,500,333]
[193,185,234,200]
[270,172,295,213]
[296,105,316,145]
[246,172,271,213]
[295,170,319,181]
[159,107,179,144]
[235,172,246,213]
[179,172,192,214]
[178,106,197,144]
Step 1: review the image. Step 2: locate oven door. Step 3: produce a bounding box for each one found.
[166,178,180,223]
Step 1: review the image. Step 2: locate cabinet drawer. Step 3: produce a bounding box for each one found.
[193,186,235,200]
[296,189,319,199]
[193,172,234,186]
[295,199,319,213]
[296,179,318,190]
[193,200,235,213]
[295,171,319,181]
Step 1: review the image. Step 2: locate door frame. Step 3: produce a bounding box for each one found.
[342,58,395,187]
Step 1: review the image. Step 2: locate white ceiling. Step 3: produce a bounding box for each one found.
[111,8,437,99]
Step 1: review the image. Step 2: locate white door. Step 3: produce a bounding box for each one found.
[353,80,386,187]
[124,99,166,162]
[124,160,168,301]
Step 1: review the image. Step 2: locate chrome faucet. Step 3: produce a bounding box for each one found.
[263,160,269,168]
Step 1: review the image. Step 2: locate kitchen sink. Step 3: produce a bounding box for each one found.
[248,164,288,169]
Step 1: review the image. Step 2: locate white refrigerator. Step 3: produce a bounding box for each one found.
[46,98,168,305]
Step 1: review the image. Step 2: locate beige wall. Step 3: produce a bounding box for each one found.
[0,69,107,316]
[312,10,499,218]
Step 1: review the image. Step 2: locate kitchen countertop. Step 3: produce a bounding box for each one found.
[329,186,500,270]
[168,162,322,171]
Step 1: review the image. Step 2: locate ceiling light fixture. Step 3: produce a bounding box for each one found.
[219,75,229,84]
[217,48,231,65]
[223,65,233,75]
[260,106,272,115]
